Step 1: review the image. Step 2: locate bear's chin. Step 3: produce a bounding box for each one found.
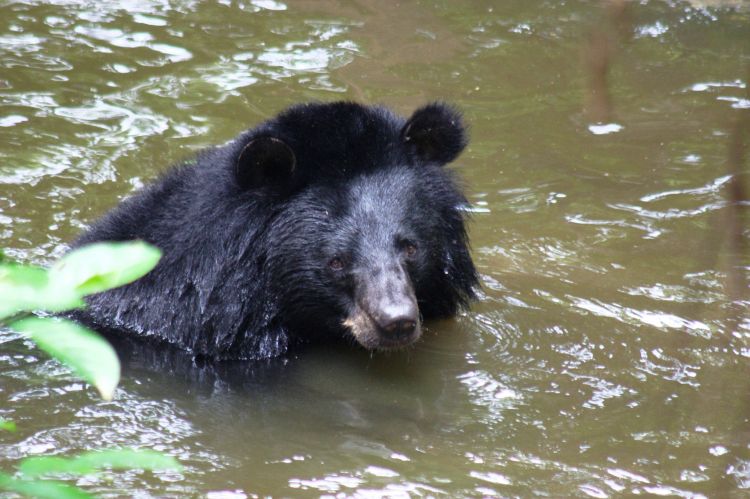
[342,308,422,351]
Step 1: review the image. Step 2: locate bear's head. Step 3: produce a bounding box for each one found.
[232,102,477,351]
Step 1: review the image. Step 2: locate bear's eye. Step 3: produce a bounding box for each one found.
[328,257,345,271]
[403,243,418,258]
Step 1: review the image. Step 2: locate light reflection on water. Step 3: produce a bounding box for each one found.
[1,0,749,496]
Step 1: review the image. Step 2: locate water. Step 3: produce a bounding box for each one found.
[1,0,749,496]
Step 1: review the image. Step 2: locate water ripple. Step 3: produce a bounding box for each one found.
[640,175,732,203]
[623,282,723,304]
[609,201,726,221]
[458,369,522,422]
[568,295,712,336]
[635,348,699,387]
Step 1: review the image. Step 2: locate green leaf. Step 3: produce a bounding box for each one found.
[49,241,161,297]
[10,318,120,401]
[18,457,92,476]
[0,241,161,319]
[0,418,16,432]
[0,264,83,320]
[19,449,182,477]
[0,473,92,499]
[76,449,182,472]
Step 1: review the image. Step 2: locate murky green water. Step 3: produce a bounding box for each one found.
[2,0,749,496]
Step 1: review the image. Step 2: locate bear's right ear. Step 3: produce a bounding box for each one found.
[235,136,296,190]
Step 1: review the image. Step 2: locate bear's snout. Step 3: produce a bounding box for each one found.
[343,263,422,350]
[342,305,422,351]
[371,301,419,342]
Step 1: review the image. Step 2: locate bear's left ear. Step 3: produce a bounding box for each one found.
[401,103,467,165]
[235,136,296,190]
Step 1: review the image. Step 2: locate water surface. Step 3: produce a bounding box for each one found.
[1,0,749,496]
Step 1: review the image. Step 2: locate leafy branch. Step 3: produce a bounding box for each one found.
[0,241,182,498]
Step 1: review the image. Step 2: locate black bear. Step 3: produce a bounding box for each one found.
[73,102,478,360]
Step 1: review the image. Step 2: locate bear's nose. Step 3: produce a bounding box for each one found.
[382,317,417,339]
[375,303,418,339]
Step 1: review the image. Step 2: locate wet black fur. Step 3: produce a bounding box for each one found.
[73,102,478,360]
